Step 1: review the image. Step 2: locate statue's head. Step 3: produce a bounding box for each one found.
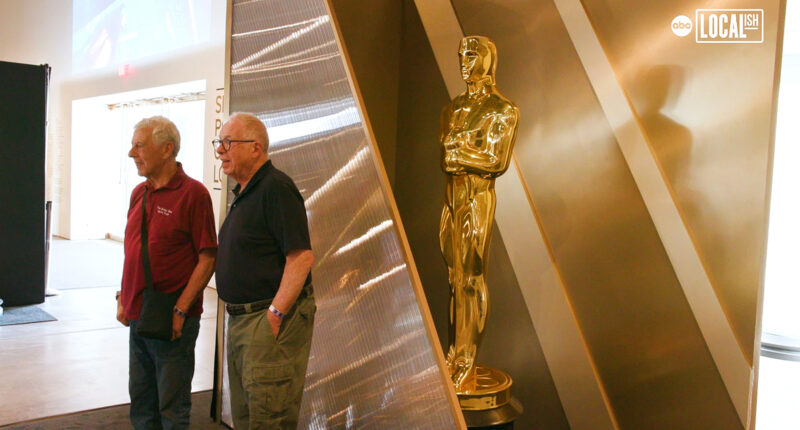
[459,36,497,84]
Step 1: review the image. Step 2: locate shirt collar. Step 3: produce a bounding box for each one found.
[233,159,272,197]
[146,162,187,192]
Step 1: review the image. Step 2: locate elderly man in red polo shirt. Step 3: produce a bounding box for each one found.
[116,116,217,430]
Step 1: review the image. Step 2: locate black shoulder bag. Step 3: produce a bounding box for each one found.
[136,187,184,341]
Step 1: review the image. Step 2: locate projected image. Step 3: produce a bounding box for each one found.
[72,0,211,72]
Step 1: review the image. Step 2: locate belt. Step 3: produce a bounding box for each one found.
[225,284,313,316]
[225,298,272,316]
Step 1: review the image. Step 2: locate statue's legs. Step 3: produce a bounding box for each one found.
[440,204,461,380]
[443,185,493,391]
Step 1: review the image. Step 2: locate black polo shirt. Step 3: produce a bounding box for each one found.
[216,160,312,304]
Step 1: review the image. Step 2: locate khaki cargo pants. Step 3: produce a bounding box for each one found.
[227,291,316,430]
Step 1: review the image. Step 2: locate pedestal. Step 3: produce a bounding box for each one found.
[456,365,523,429]
[463,397,523,429]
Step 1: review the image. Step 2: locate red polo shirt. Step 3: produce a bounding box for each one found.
[121,163,217,320]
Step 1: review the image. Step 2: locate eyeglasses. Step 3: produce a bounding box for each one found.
[211,137,255,152]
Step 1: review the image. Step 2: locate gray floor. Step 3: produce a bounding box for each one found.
[48,238,125,290]
[3,391,224,430]
[0,239,218,427]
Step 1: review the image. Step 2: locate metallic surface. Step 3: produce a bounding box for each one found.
[577,0,783,426]
[462,397,523,428]
[580,0,781,371]
[454,0,735,426]
[393,4,570,427]
[426,0,783,429]
[221,0,463,428]
[327,0,402,186]
[439,36,519,393]
[553,0,750,423]
[414,1,617,428]
[456,365,512,411]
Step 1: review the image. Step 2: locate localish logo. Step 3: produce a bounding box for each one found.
[671,15,693,37]
[696,9,763,43]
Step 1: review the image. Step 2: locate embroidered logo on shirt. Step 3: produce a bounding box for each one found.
[157,206,173,216]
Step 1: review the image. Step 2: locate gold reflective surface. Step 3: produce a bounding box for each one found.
[222,0,461,427]
[447,0,781,427]
[412,2,592,427]
[581,0,782,369]
[456,365,512,411]
[439,36,519,395]
[394,3,568,427]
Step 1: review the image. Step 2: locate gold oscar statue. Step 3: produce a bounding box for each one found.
[439,36,520,412]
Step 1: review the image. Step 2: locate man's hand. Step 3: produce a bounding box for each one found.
[267,310,282,339]
[116,298,129,326]
[169,247,215,341]
[270,249,314,340]
[172,312,185,341]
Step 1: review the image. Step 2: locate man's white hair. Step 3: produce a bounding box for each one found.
[228,112,269,153]
[134,116,181,157]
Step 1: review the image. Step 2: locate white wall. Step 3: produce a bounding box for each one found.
[70,81,208,239]
[0,0,227,238]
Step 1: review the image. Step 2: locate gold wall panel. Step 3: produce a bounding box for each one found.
[329,0,402,185]
[580,0,782,368]
[450,0,755,428]
[221,0,463,427]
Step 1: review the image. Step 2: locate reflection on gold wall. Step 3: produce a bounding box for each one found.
[328,0,780,427]
[581,0,781,366]
[438,0,783,428]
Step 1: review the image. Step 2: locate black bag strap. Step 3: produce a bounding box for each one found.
[141,187,154,290]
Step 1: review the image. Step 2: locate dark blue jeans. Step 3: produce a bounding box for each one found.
[129,316,200,430]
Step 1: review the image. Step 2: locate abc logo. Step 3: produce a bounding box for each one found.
[672,15,693,36]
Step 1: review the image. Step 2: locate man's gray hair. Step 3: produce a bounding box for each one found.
[229,112,269,153]
[134,116,181,157]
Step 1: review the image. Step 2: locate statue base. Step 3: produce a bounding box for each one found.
[456,366,522,428]
[456,365,513,410]
[462,397,523,429]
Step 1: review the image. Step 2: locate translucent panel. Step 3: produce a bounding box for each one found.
[222,0,459,428]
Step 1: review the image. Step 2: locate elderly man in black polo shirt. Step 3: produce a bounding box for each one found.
[214,112,315,430]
